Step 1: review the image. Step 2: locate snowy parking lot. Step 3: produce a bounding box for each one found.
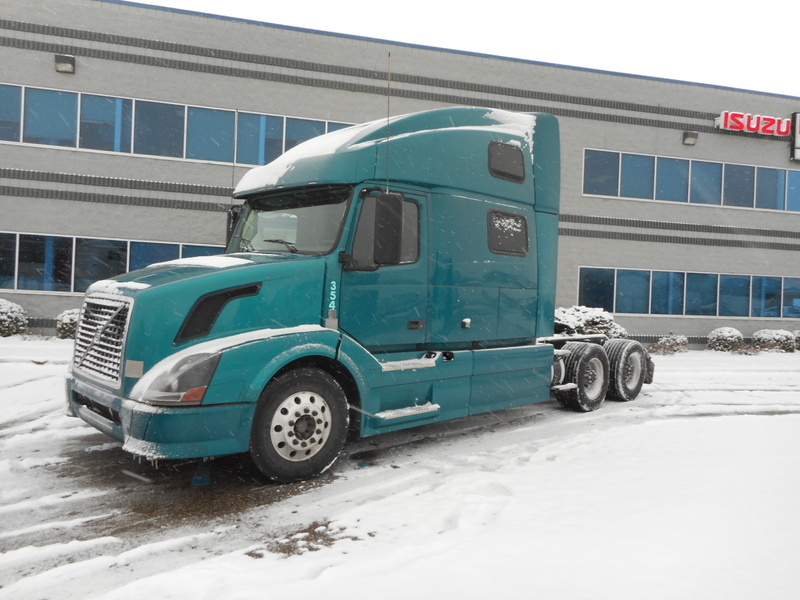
[1,336,799,599]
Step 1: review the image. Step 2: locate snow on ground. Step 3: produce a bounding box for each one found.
[1,336,799,599]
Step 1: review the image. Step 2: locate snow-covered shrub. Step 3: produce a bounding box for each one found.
[0,298,27,337]
[555,306,628,339]
[707,327,743,352]
[648,333,688,355]
[753,329,795,353]
[56,308,81,340]
[793,330,800,351]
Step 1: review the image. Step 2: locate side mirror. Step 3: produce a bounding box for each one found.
[373,193,404,266]
[226,205,243,244]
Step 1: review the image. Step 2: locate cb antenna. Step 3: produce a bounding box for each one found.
[386,52,391,192]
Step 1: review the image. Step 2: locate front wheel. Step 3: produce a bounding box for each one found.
[250,367,349,483]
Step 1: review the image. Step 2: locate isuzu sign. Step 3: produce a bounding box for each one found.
[716,111,792,136]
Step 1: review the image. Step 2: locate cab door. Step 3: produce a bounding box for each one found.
[338,191,427,352]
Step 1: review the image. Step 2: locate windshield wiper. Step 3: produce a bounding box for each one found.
[263,239,299,253]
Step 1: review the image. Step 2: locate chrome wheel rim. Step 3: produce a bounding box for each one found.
[270,391,331,462]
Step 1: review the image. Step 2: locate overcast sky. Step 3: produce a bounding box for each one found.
[125,0,799,98]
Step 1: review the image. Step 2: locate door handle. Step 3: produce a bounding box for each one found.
[407,320,425,330]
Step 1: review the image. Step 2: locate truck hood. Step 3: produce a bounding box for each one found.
[86,253,315,296]
[82,252,328,387]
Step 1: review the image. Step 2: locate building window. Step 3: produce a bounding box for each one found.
[130,241,180,271]
[285,117,325,152]
[615,269,650,314]
[783,278,800,318]
[719,274,750,317]
[0,233,16,289]
[579,267,800,319]
[756,167,786,210]
[181,244,225,258]
[655,157,689,202]
[17,234,73,291]
[583,149,800,214]
[579,267,615,312]
[74,238,128,293]
[236,112,284,165]
[751,276,781,318]
[723,164,756,208]
[620,154,654,199]
[327,122,351,133]
[583,150,619,196]
[134,101,185,158]
[690,161,722,205]
[23,88,78,147]
[80,95,132,153]
[0,84,22,142]
[651,271,684,315]
[787,171,800,212]
[186,107,235,162]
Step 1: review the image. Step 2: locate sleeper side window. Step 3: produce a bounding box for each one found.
[488,210,528,256]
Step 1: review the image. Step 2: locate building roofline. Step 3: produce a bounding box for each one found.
[100,0,799,101]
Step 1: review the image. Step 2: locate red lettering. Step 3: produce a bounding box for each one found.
[717,111,792,137]
[745,114,761,132]
[729,112,744,130]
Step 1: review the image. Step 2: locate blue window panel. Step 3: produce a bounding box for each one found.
[236,113,284,165]
[0,84,22,142]
[23,88,78,147]
[74,238,128,293]
[751,276,781,318]
[17,235,73,291]
[80,95,132,152]
[620,154,654,199]
[719,275,750,317]
[578,267,615,312]
[186,107,235,162]
[134,101,185,158]
[783,278,800,318]
[755,168,786,210]
[690,161,722,205]
[723,164,755,208]
[655,158,689,202]
[651,271,684,315]
[181,244,224,258]
[787,171,800,212]
[0,233,16,289]
[327,121,351,133]
[685,273,718,316]
[285,118,325,152]
[130,241,179,271]
[615,269,650,313]
[583,150,619,196]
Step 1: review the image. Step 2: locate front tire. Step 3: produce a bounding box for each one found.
[250,367,349,483]
[554,342,609,412]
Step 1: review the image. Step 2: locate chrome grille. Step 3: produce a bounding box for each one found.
[73,295,131,384]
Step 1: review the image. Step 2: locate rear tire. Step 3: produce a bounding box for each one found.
[250,367,349,483]
[604,339,647,401]
[554,342,609,412]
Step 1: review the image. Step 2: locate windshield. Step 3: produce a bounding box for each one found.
[231,185,352,255]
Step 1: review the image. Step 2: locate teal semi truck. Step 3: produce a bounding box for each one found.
[66,107,653,483]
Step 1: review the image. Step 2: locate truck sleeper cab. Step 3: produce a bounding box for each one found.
[65,107,653,483]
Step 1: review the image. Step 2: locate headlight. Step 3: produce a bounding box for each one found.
[132,352,222,406]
